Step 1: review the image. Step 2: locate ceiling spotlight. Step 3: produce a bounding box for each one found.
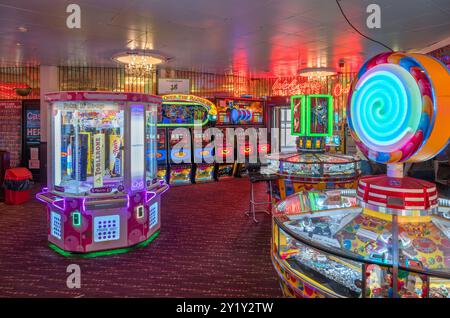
[18,26,28,32]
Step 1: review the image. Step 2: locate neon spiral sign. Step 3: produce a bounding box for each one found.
[347,52,450,164]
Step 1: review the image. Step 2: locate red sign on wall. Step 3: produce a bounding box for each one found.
[332,83,351,97]
[271,78,324,96]
[271,78,353,99]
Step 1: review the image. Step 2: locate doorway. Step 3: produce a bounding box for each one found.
[271,106,296,153]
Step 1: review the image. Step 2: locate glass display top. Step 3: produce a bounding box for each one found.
[266,152,361,180]
[267,152,360,164]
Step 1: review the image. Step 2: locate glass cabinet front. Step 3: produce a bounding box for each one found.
[130,104,145,191]
[51,100,160,195]
[277,226,363,297]
[273,190,450,298]
[52,101,125,194]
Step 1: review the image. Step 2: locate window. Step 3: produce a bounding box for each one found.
[273,107,297,152]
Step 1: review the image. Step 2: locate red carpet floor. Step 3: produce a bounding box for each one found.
[0,178,282,298]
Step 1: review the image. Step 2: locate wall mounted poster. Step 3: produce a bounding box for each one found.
[22,100,41,176]
[25,109,40,143]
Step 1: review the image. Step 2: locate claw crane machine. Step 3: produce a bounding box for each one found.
[37,92,169,256]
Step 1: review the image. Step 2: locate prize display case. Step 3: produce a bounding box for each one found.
[272,190,450,298]
[272,52,450,298]
[37,91,169,255]
[266,152,360,200]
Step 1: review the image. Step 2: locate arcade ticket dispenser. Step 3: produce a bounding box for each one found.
[37,92,169,256]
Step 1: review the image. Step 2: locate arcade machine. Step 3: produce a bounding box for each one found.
[167,127,193,185]
[192,126,216,183]
[37,91,169,255]
[159,94,217,185]
[214,97,269,178]
[271,52,450,298]
[215,128,236,180]
[266,94,361,201]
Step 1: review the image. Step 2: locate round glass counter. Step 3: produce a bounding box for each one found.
[265,152,361,201]
[272,189,450,298]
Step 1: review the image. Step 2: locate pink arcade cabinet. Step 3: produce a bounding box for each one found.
[37,91,169,256]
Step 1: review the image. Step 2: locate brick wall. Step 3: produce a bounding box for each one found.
[0,101,22,167]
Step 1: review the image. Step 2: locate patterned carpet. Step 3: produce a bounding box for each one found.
[0,178,282,298]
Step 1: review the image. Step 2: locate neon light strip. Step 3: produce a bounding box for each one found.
[351,65,423,153]
[290,95,306,136]
[36,192,50,204]
[48,231,160,258]
[52,198,66,211]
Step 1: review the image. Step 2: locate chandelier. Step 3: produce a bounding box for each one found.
[298,67,337,82]
[113,50,167,77]
[113,30,169,77]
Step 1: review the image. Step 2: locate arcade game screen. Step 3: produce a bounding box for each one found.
[169,129,191,164]
[215,98,264,126]
[168,128,193,184]
[161,102,208,125]
[156,128,167,163]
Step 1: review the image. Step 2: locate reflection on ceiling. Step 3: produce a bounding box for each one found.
[1,0,450,77]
